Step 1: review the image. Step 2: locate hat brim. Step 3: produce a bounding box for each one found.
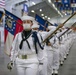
[21,15,34,21]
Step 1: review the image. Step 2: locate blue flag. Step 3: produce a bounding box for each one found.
[35,14,48,31]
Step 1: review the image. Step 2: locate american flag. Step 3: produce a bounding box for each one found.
[0,0,5,8]
[5,10,23,56]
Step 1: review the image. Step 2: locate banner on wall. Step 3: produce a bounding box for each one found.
[71,0,76,7]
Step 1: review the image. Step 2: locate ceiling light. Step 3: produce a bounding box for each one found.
[48,0,52,3]
[50,2,63,18]
[43,17,45,19]
[40,9,42,12]
[31,10,35,13]
[32,2,36,5]
[45,16,47,18]
[41,14,44,16]
[58,11,60,14]
[52,4,55,7]
[48,17,50,20]
[55,7,57,10]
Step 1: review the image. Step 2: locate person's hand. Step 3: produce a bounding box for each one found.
[7,61,13,71]
[58,24,64,28]
[46,28,49,32]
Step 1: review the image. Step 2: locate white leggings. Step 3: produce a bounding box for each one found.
[47,50,53,75]
[16,64,38,75]
[53,49,60,70]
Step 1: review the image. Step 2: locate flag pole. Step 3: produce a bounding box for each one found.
[42,12,76,43]
[58,22,76,38]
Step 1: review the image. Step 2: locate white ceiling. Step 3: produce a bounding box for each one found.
[28,1,59,18]
[5,0,62,21]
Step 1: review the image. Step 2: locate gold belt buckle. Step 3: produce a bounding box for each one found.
[22,55,27,59]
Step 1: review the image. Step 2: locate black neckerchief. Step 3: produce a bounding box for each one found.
[19,30,32,49]
[32,31,44,54]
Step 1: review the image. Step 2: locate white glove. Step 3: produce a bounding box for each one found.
[7,61,13,71]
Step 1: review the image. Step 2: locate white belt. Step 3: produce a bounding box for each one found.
[18,54,37,59]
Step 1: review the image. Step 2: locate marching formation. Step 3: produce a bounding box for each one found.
[7,15,76,75]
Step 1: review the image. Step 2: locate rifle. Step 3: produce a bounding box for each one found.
[42,12,76,43]
[58,28,70,38]
[66,22,76,34]
[53,23,76,44]
[67,29,72,34]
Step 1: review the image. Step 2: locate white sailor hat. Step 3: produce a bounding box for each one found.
[31,21,39,29]
[48,26,56,30]
[21,15,34,21]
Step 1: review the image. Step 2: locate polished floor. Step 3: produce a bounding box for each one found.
[58,39,76,75]
[0,43,17,75]
[0,39,76,75]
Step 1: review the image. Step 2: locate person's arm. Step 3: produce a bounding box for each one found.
[10,33,19,62]
[7,33,19,71]
[43,28,56,41]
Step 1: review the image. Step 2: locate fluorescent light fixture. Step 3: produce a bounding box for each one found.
[55,8,57,10]
[58,11,60,14]
[40,9,42,12]
[52,4,55,7]
[32,2,36,5]
[41,14,44,16]
[48,0,63,17]
[43,17,45,19]
[57,10,63,17]
[31,10,35,13]
[48,0,52,3]
[45,16,47,18]
[48,17,50,20]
